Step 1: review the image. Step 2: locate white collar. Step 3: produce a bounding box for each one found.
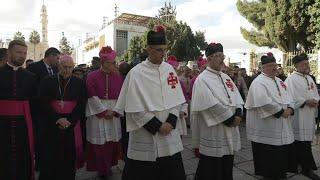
[145,58,162,68]
[261,72,276,80]
[7,62,22,71]
[206,67,221,75]
[293,71,307,77]
[43,60,51,69]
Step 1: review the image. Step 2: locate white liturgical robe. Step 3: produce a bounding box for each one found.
[285,71,319,141]
[245,73,295,146]
[190,67,244,157]
[115,59,186,161]
[86,98,122,144]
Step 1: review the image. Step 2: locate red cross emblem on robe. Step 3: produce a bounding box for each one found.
[225,79,234,92]
[280,81,287,90]
[167,72,179,89]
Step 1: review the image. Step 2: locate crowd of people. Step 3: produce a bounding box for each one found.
[1,24,320,180]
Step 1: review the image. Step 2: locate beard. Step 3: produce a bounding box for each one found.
[11,58,25,66]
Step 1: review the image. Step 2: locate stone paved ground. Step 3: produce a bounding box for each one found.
[44,123,320,180]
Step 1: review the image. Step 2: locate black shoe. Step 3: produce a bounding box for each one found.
[302,170,320,180]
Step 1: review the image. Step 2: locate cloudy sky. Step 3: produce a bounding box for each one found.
[0,0,258,49]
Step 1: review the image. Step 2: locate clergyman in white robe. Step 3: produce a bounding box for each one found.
[245,54,297,179]
[191,42,243,180]
[115,58,187,180]
[285,53,320,179]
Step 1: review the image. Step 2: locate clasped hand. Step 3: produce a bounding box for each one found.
[56,118,71,130]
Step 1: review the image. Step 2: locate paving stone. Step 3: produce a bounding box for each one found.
[182,148,196,160]
[182,136,192,145]
[184,144,194,151]
[235,160,255,175]
[311,146,320,167]
[236,148,253,161]
[233,167,258,180]
[234,154,249,165]
[183,158,199,176]
[46,126,320,180]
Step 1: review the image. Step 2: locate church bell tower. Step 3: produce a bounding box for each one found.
[41,1,48,45]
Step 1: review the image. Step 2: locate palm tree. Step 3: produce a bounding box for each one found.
[13,31,25,42]
[29,30,41,59]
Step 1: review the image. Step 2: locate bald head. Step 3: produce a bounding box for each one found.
[58,55,74,78]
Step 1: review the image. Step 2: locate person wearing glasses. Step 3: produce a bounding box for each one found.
[85,46,123,180]
[285,54,320,180]
[191,43,243,180]
[115,25,186,180]
[246,53,297,180]
[38,55,86,180]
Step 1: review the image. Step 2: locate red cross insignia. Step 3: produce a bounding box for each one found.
[167,72,179,89]
[280,81,287,90]
[225,79,234,92]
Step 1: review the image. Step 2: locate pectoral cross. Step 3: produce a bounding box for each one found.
[59,100,65,108]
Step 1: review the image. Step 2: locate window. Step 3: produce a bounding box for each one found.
[116,30,128,56]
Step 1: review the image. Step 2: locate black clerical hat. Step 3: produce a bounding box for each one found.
[261,52,276,65]
[292,53,308,64]
[205,43,223,57]
[147,25,166,45]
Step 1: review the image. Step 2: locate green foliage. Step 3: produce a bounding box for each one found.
[122,31,148,62]
[59,33,73,55]
[29,30,41,59]
[13,31,25,42]
[29,30,40,44]
[309,0,320,49]
[237,0,315,52]
[310,59,318,77]
[195,31,208,51]
[123,2,207,62]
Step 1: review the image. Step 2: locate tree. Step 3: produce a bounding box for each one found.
[13,31,25,42]
[59,32,73,55]
[168,21,202,61]
[29,30,40,59]
[157,2,177,24]
[309,59,318,77]
[195,31,208,51]
[123,2,207,62]
[309,0,320,49]
[237,0,315,52]
[125,36,143,62]
[122,31,148,62]
[151,2,207,61]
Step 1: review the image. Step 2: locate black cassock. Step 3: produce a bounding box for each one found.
[38,74,86,180]
[0,64,37,180]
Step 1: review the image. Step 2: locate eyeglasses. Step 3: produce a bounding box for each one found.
[150,47,167,53]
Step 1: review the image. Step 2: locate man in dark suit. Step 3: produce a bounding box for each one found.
[26,47,61,170]
[27,47,60,83]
